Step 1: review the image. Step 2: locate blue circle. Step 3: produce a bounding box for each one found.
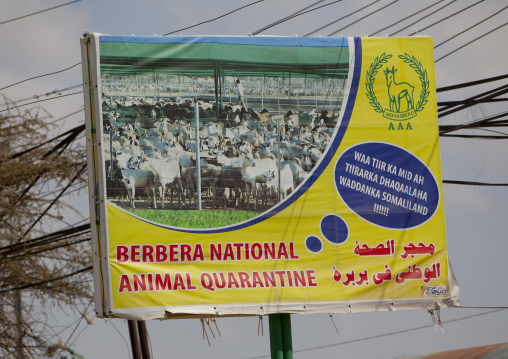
[320,214,349,245]
[305,236,323,253]
[334,142,440,229]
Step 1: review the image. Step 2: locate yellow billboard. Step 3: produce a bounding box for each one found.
[81,34,459,320]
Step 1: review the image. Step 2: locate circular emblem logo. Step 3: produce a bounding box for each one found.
[366,53,430,122]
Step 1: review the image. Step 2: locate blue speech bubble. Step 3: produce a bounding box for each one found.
[334,142,440,229]
[320,214,349,245]
[305,235,323,253]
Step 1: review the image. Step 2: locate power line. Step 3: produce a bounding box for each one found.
[436,73,508,92]
[0,223,91,258]
[0,91,83,113]
[251,0,345,36]
[436,21,508,62]
[247,308,507,358]
[163,0,265,36]
[0,0,82,26]
[0,265,92,293]
[389,0,458,36]
[1,84,83,108]
[434,3,508,49]
[304,0,382,37]
[443,180,508,186]
[253,0,329,36]
[369,0,445,36]
[9,123,86,160]
[22,164,87,239]
[0,62,81,91]
[409,0,485,36]
[327,0,400,36]
[438,84,508,117]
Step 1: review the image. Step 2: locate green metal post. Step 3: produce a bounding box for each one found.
[281,314,293,359]
[269,314,284,359]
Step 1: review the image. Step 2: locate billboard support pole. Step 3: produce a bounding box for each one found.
[127,320,142,359]
[269,314,293,359]
[281,314,293,359]
[195,101,202,210]
[137,321,152,359]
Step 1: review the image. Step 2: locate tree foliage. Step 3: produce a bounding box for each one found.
[0,97,92,358]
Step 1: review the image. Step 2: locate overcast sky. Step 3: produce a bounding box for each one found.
[1,0,508,358]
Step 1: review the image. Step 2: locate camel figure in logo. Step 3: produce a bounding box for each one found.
[384,66,414,112]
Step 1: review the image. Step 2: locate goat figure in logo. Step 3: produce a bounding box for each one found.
[383,66,415,113]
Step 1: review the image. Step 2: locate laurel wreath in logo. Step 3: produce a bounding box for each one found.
[366,52,430,114]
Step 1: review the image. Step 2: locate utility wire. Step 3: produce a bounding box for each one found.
[1,84,83,108]
[22,164,87,239]
[0,265,92,293]
[6,237,90,260]
[408,0,485,36]
[247,308,507,358]
[0,62,81,91]
[9,123,85,160]
[434,3,508,49]
[0,91,83,113]
[389,0,458,36]
[441,133,508,139]
[0,223,91,257]
[0,0,82,26]
[443,180,508,186]
[305,0,382,37]
[437,73,508,92]
[438,84,508,117]
[163,0,265,36]
[253,0,327,36]
[439,111,508,134]
[436,21,508,62]
[328,0,400,36]
[252,0,345,36]
[369,0,445,36]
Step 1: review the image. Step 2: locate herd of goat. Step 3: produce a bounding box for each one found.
[102,97,338,211]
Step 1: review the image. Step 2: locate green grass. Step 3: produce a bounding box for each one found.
[129,208,262,228]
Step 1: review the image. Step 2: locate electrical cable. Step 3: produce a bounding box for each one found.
[304,0,382,37]
[0,265,92,293]
[0,223,91,257]
[22,164,87,239]
[14,125,86,219]
[254,0,328,36]
[163,0,265,36]
[328,0,401,37]
[8,123,85,160]
[409,0,485,36]
[108,319,133,359]
[440,133,508,139]
[443,180,508,187]
[0,0,82,26]
[435,73,508,92]
[246,308,507,358]
[251,0,345,36]
[7,237,91,260]
[439,111,508,134]
[434,3,508,49]
[1,84,84,108]
[436,21,508,62]
[369,0,445,36]
[0,91,83,113]
[388,0,458,36]
[0,62,81,91]
[438,84,508,117]
[55,299,94,359]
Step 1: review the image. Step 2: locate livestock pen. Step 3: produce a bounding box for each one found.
[98,36,350,229]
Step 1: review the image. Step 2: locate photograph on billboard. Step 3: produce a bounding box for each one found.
[81,35,459,320]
